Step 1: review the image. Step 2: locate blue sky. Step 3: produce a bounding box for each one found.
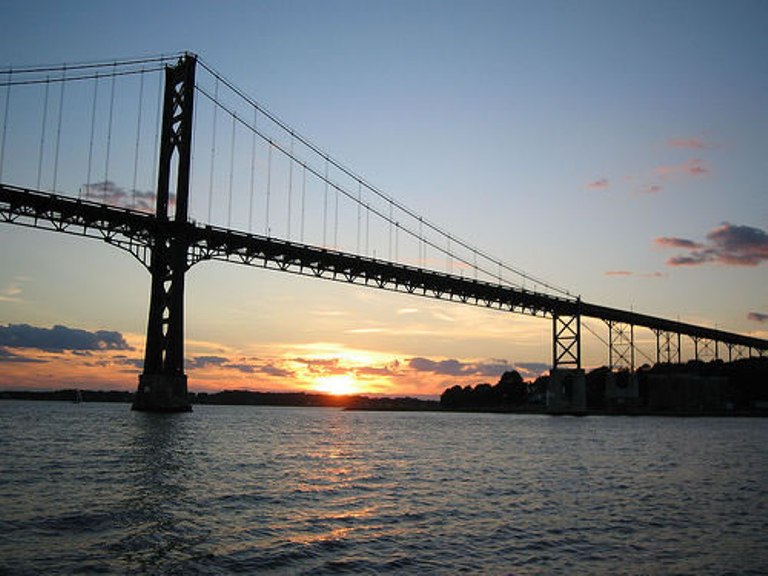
[0,0,766,394]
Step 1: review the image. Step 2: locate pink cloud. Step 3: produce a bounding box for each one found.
[587,178,610,190]
[604,270,666,279]
[655,237,704,250]
[668,137,711,150]
[655,158,710,180]
[657,223,768,267]
[641,184,662,194]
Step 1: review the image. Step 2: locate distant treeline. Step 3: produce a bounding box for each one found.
[440,370,529,409]
[0,389,133,403]
[0,388,439,410]
[439,357,768,413]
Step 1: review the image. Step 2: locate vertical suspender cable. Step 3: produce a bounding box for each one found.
[132,72,145,205]
[356,180,362,253]
[287,134,294,239]
[1,68,12,184]
[334,183,339,248]
[418,217,424,269]
[388,203,393,261]
[249,107,257,232]
[132,68,145,208]
[265,141,272,236]
[36,76,49,190]
[322,158,328,246]
[395,222,399,262]
[300,164,306,243]
[85,73,99,199]
[207,77,219,223]
[422,218,427,268]
[103,64,117,202]
[227,112,236,228]
[52,65,66,193]
[152,67,162,198]
[189,82,199,218]
[365,204,370,256]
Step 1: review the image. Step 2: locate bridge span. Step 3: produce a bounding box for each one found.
[1,53,765,411]
[2,183,765,373]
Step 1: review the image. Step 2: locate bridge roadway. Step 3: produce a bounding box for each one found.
[2,183,767,353]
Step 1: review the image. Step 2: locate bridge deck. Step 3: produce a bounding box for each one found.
[2,184,766,351]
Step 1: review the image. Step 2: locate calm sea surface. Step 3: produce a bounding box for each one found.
[1,401,767,575]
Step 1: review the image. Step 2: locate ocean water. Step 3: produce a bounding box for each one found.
[1,401,767,575]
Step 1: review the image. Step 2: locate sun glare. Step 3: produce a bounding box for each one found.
[313,374,359,396]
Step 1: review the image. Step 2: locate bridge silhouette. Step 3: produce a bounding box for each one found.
[1,53,765,411]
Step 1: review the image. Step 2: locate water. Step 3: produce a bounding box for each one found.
[1,402,767,575]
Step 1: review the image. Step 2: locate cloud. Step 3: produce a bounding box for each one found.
[0,277,28,303]
[605,270,666,279]
[587,178,610,190]
[706,223,768,265]
[187,355,273,375]
[260,364,294,377]
[0,324,132,352]
[641,184,662,195]
[409,357,469,376]
[514,362,550,378]
[0,347,46,363]
[408,357,513,377]
[82,181,170,213]
[667,138,712,150]
[187,355,229,369]
[657,223,768,267]
[292,357,342,374]
[748,312,768,323]
[655,237,704,250]
[655,158,710,179]
[354,365,396,377]
[397,308,419,315]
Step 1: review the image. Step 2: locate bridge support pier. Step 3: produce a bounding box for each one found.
[133,374,190,412]
[132,54,195,413]
[547,368,586,412]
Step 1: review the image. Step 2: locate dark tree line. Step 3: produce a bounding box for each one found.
[440,370,528,409]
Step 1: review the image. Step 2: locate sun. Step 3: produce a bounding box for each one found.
[313,374,359,396]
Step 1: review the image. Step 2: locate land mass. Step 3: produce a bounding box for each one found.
[0,388,439,411]
[2,357,766,415]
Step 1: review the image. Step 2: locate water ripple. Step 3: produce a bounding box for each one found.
[1,404,768,574]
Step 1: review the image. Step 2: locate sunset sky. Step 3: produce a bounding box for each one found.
[1,0,766,397]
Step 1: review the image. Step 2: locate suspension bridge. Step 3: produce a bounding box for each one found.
[0,53,765,411]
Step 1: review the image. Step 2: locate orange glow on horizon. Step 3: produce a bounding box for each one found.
[311,374,362,396]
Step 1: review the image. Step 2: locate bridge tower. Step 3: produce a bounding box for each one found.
[132,55,196,412]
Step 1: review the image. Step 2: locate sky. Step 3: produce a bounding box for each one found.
[0,0,766,397]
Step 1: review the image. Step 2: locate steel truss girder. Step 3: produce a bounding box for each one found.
[186,226,560,317]
[655,329,681,364]
[607,320,634,371]
[691,335,718,362]
[0,184,155,267]
[3,185,768,358]
[553,310,581,369]
[726,343,749,362]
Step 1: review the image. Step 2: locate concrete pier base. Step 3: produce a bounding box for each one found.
[132,373,192,412]
[547,368,586,412]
